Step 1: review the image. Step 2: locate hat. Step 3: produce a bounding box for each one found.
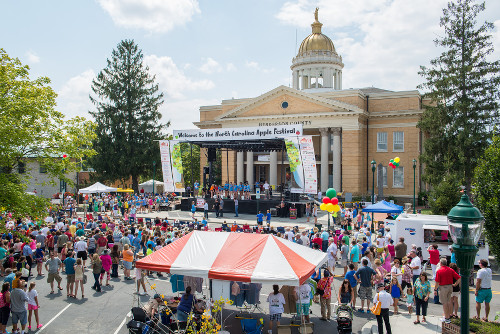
[376,283,385,289]
[153,294,161,299]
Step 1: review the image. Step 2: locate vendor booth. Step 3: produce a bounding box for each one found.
[78,182,117,194]
[362,200,403,214]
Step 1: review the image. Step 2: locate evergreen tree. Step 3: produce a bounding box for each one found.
[90,40,167,191]
[418,0,500,203]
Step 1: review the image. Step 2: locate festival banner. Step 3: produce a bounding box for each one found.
[173,125,303,142]
[159,140,175,192]
[169,141,185,192]
[298,136,318,194]
[285,137,305,193]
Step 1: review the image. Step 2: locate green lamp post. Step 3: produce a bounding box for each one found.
[412,159,417,214]
[447,193,484,334]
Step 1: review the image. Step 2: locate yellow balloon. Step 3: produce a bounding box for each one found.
[332,204,340,212]
[320,203,327,211]
[394,157,400,163]
[325,203,334,213]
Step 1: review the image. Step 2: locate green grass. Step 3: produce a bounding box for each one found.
[450,318,500,334]
[420,209,433,215]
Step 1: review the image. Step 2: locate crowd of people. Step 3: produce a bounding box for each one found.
[0,197,495,334]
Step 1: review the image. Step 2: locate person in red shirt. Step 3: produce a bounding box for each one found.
[427,244,440,280]
[312,233,323,249]
[434,258,461,323]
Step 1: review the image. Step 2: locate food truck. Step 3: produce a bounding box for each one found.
[384,213,489,266]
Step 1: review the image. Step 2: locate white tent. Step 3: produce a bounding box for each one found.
[78,182,117,194]
[138,179,163,194]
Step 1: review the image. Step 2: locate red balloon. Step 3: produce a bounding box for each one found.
[322,197,331,204]
[331,197,339,205]
[389,162,394,168]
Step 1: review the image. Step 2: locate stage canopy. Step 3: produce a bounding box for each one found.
[78,182,117,194]
[135,231,327,286]
[363,200,404,214]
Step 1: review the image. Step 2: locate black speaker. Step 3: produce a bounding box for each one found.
[290,193,300,202]
[208,148,216,162]
[203,166,210,175]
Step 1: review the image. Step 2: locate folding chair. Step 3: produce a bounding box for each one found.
[215,227,222,232]
[129,217,135,224]
[145,218,152,224]
[243,224,251,233]
[138,217,144,224]
[277,226,285,234]
[315,224,322,232]
[240,318,263,334]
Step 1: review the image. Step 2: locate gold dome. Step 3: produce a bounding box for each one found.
[297,8,336,56]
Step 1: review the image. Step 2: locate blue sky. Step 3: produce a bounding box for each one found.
[1,0,499,131]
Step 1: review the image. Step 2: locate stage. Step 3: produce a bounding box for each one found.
[180,197,308,218]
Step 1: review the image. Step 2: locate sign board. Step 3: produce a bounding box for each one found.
[196,198,205,208]
[256,188,261,199]
[257,155,270,162]
[173,125,303,142]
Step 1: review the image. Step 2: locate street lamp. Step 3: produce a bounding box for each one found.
[447,193,484,334]
[413,159,417,214]
[371,160,376,204]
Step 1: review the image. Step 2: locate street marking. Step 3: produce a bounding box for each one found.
[113,312,131,334]
[38,304,72,333]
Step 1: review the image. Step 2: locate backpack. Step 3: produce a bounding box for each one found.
[0,293,5,308]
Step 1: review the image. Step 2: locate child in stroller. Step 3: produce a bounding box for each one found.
[336,304,353,334]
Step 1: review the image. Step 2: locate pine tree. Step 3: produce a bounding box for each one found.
[90,40,167,191]
[418,0,500,200]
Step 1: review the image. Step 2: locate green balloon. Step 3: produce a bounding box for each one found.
[326,188,337,199]
[394,162,399,167]
[390,159,394,163]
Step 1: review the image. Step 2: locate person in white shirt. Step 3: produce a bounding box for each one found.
[300,231,310,247]
[267,285,286,334]
[263,181,270,199]
[40,225,49,237]
[376,233,386,251]
[373,283,393,334]
[74,237,89,267]
[409,250,422,284]
[475,259,493,321]
[295,283,311,323]
[285,228,294,241]
[326,239,338,273]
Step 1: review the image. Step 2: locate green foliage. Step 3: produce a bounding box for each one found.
[0,48,95,218]
[387,195,397,204]
[450,317,500,333]
[428,176,462,215]
[180,143,200,188]
[89,39,168,192]
[417,0,500,194]
[473,134,500,263]
[417,191,428,206]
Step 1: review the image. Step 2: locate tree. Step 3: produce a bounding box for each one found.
[0,49,96,218]
[418,0,500,210]
[473,134,500,261]
[180,143,200,188]
[89,40,168,191]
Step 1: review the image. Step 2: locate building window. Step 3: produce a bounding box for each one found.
[39,165,47,174]
[377,132,387,152]
[393,166,404,188]
[376,166,388,187]
[18,162,26,174]
[393,131,404,152]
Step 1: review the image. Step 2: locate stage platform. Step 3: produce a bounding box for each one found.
[180,197,308,218]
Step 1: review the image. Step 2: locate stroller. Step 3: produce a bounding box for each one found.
[336,304,353,334]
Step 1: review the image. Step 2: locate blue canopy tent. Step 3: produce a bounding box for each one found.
[362,200,403,213]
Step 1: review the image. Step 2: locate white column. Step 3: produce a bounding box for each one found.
[339,71,342,90]
[270,151,278,189]
[293,70,299,90]
[333,70,338,90]
[246,151,254,186]
[332,127,342,191]
[236,151,244,184]
[319,128,330,192]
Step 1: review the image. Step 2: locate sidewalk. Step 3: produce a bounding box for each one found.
[361,314,442,334]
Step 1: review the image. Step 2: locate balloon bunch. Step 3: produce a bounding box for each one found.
[389,157,400,169]
[319,188,341,213]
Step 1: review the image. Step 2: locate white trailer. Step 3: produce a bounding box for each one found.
[384,213,489,266]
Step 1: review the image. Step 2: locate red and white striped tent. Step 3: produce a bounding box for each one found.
[135,231,327,286]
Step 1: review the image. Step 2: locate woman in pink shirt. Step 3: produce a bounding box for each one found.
[99,249,112,286]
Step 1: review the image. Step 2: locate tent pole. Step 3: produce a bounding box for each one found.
[190,143,193,197]
[281,142,284,202]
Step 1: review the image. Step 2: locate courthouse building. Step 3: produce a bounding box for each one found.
[195,11,426,198]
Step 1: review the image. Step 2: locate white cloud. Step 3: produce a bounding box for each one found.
[245,60,274,74]
[25,51,40,64]
[275,0,457,90]
[96,0,200,33]
[57,69,95,119]
[226,63,237,72]
[162,98,219,130]
[145,55,214,100]
[492,20,500,59]
[199,57,222,74]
